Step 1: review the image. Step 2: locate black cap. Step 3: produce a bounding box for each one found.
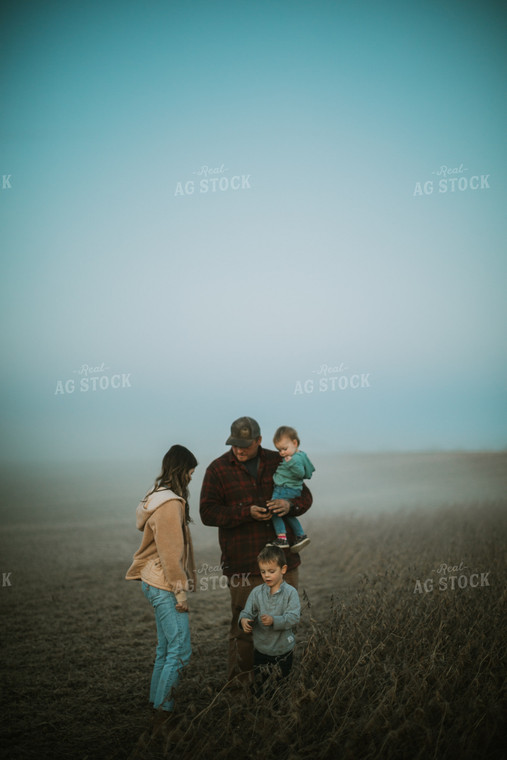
[225,417,261,447]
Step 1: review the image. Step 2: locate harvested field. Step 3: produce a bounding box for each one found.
[1,454,506,759]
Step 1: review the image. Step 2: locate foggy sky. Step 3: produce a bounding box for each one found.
[1,0,506,462]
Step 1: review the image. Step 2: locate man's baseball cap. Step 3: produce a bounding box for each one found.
[226,417,261,447]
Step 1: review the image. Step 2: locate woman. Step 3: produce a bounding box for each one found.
[126,445,197,719]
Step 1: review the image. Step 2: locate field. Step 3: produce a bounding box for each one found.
[1,453,506,759]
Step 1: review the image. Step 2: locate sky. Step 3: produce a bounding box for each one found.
[1,0,506,462]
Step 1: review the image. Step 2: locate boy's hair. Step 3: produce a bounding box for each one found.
[273,425,300,446]
[257,545,287,568]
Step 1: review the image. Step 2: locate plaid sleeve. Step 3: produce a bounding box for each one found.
[290,482,312,517]
[200,457,253,528]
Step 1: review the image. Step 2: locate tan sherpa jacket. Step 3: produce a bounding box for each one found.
[125,488,196,603]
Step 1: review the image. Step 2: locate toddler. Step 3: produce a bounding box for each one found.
[268,426,314,552]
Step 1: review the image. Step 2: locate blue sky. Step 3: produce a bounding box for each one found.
[1,0,506,461]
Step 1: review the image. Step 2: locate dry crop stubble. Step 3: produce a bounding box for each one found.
[125,502,506,760]
[1,502,505,759]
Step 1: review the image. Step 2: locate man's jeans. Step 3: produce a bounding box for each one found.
[142,582,191,711]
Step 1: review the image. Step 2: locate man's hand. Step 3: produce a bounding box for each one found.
[260,614,273,626]
[240,618,254,633]
[250,505,272,521]
[266,499,291,517]
[175,601,188,612]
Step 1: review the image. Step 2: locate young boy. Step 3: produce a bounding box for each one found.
[268,425,314,552]
[239,545,300,690]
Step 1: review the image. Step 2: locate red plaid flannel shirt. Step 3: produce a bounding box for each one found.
[199,446,312,577]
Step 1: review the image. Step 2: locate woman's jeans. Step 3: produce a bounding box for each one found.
[142,582,191,711]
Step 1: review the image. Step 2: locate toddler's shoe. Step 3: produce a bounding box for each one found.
[290,535,311,553]
[267,537,290,549]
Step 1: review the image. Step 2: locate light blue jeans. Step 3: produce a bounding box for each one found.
[271,485,305,537]
[142,581,192,711]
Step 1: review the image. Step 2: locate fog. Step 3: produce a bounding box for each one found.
[1,0,506,467]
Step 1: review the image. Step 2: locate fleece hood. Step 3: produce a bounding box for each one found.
[135,488,184,531]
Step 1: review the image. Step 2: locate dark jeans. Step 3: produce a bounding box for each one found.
[253,648,293,695]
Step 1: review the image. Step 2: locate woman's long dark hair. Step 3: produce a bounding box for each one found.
[148,445,198,524]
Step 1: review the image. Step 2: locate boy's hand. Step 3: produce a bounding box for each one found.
[260,614,273,626]
[241,618,254,633]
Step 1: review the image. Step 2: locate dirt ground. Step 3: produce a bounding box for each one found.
[1,453,506,759]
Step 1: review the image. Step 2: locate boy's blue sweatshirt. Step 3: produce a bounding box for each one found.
[239,581,300,656]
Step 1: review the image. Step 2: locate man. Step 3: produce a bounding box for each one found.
[199,416,312,684]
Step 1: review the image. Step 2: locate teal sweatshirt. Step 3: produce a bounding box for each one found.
[273,450,315,491]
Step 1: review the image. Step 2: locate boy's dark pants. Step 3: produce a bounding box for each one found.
[227,568,298,684]
[254,649,293,678]
[253,649,293,698]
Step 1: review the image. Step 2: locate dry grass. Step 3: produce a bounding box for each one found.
[1,501,505,759]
